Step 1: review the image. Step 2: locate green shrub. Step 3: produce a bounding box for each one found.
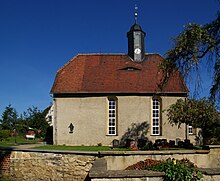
[140,141,154,150]
[0,130,11,141]
[146,158,203,181]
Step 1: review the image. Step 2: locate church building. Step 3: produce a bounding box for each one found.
[50,11,196,146]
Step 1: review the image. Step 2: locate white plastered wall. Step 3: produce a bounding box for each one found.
[53,95,196,146]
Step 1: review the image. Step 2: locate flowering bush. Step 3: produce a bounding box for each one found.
[146,158,203,181]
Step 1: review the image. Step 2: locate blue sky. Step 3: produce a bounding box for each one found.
[0,0,219,115]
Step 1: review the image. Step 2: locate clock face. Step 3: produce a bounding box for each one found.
[134,48,141,54]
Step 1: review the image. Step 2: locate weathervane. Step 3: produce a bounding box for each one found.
[134,3,138,24]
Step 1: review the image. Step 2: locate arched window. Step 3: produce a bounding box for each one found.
[152,98,161,135]
[107,97,117,135]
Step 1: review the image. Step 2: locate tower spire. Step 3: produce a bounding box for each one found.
[127,1,146,62]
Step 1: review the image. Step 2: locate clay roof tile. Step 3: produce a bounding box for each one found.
[51,54,188,94]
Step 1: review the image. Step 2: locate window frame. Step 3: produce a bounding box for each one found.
[151,98,161,136]
[188,125,193,135]
[107,97,117,136]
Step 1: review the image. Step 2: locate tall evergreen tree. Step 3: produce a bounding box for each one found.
[0,104,18,130]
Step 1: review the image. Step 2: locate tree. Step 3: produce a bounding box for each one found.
[0,130,11,141]
[166,98,219,145]
[22,106,49,138]
[0,104,18,130]
[161,11,220,101]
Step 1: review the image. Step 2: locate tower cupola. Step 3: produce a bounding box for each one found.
[127,5,146,62]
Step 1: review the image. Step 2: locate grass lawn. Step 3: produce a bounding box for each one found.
[0,137,40,147]
[0,137,132,151]
[34,145,132,151]
[0,137,204,151]
[0,177,14,181]
[33,144,204,152]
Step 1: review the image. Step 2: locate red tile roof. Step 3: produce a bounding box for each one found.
[51,54,189,94]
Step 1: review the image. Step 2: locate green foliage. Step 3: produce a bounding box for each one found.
[34,145,132,151]
[140,141,154,150]
[0,136,40,147]
[0,176,14,181]
[22,106,49,138]
[166,23,217,70]
[0,104,18,130]
[162,12,220,101]
[166,98,219,127]
[166,98,219,145]
[146,158,203,181]
[0,130,10,141]
[205,122,220,144]
[14,123,28,137]
[0,105,49,140]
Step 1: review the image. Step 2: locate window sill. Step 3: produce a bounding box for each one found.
[106,134,118,136]
[151,134,161,136]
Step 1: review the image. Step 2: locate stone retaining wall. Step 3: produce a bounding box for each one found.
[89,158,165,181]
[103,149,212,170]
[90,158,220,181]
[0,148,96,181]
[0,146,220,180]
[10,152,95,181]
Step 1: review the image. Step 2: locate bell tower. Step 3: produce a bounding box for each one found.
[127,5,146,62]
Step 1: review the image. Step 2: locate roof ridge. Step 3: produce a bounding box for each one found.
[77,53,127,56]
[76,53,162,56]
[56,53,164,74]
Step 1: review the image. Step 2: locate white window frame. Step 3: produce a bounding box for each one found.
[107,98,117,136]
[188,125,193,135]
[152,98,160,135]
